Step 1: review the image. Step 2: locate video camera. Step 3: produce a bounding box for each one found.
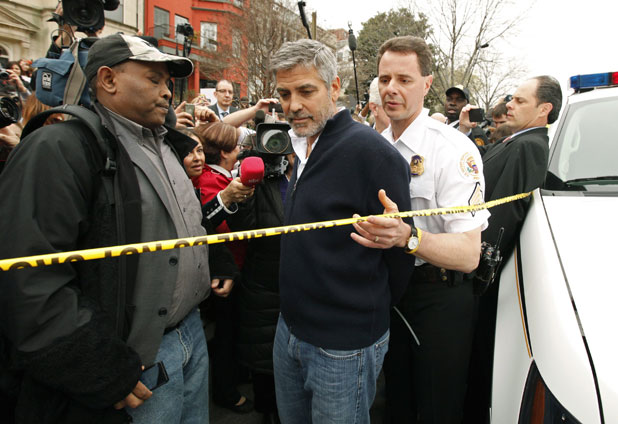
[252,109,293,156]
[238,109,294,179]
[60,0,119,34]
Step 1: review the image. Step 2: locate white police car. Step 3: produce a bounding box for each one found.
[491,72,618,423]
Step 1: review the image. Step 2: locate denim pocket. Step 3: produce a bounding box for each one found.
[318,347,362,360]
[374,330,390,374]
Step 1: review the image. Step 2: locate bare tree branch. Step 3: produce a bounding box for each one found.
[423,0,532,111]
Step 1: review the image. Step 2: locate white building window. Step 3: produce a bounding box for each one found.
[232,32,241,58]
[201,22,217,51]
[153,7,169,39]
[105,0,123,23]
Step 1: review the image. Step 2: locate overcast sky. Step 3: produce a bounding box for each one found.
[303,0,618,93]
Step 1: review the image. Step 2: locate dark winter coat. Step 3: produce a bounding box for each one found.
[227,174,286,374]
[0,117,199,423]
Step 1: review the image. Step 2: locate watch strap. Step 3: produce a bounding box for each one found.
[404,226,422,254]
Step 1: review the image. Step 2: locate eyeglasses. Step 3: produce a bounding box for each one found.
[216,89,234,95]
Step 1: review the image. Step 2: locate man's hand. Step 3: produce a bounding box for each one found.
[458,104,480,134]
[0,126,20,149]
[113,380,152,410]
[174,101,195,129]
[219,178,255,207]
[211,278,234,297]
[220,98,279,127]
[253,98,279,114]
[195,105,219,124]
[7,70,27,93]
[350,189,411,249]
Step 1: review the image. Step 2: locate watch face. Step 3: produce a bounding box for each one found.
[407,236,419,250]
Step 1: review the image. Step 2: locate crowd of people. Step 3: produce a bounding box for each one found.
[0,12,563,424]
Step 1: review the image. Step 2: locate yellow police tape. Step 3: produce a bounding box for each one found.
[0,192,531,271]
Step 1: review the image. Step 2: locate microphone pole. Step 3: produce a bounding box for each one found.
[298,1,312,39]
[348,23,360,106]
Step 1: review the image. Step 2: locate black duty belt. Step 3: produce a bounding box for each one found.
[412,263,462,286]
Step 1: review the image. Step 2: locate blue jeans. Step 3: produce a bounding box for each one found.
[273,315,389,424]
[127,308,209,424]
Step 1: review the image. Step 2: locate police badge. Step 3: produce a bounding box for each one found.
[410,155,424,176]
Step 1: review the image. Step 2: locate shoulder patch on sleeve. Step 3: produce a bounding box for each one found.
[458,152,481,181]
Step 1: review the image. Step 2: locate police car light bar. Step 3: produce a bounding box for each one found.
[570,72,618,91]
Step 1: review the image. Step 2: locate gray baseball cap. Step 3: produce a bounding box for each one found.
[85,33,193,81]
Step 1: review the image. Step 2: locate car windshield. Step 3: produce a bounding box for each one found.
[545,96,618,192]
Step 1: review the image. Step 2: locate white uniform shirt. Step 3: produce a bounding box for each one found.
[381,113,489,265]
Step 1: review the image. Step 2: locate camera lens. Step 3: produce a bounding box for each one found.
[261,130,290,154]
[0,70,9,80]
[0,97,21,129]
[63,0,104,28]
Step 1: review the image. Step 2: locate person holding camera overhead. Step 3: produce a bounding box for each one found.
[0,33,213,423]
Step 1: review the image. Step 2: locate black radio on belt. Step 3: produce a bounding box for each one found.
[473,227,504,296]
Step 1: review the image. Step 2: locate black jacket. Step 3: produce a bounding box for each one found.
[480,127,549,256]
[0,117,197,423]
[227,173,286,374]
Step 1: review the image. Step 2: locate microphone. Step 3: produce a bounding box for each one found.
[240,156,264,187]
[254,109,277,125]
[298,1,312,39]
[348,29,357,51]
[254,109,266,126]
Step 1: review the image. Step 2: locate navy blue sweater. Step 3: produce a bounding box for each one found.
[279,110,414,350]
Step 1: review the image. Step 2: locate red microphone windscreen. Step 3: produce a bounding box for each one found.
[240,156,265,187]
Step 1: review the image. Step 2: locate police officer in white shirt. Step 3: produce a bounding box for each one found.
[351,36,489,424]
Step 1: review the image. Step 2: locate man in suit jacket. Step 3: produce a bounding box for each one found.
[462,75,563,423]
[209,79,239,119]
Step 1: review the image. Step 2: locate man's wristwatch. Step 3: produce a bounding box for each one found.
[404,226,422,254]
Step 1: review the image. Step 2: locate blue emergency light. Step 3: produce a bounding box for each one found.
[570,72,618,91]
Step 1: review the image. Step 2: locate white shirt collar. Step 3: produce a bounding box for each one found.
[383,109,432,157]
[509,126,545,139]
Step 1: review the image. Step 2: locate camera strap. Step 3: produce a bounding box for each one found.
[63,40,88,106]
[21,105,116,175]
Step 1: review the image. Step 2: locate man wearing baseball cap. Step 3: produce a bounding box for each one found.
[0,33,213,423]
[446,85,489,146]
[445,85,470,127]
